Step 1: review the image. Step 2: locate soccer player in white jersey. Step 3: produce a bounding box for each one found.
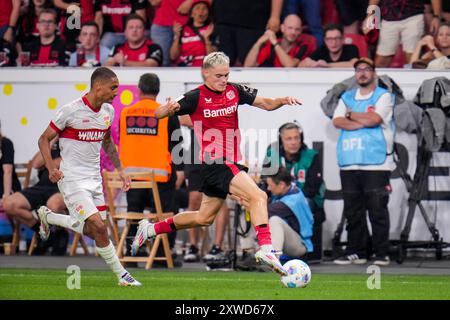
[37,67,141,286]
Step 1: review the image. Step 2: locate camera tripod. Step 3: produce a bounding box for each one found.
[395,144,449,263]
[231,203,252,270]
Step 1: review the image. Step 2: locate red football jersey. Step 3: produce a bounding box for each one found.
[176,83,257,162]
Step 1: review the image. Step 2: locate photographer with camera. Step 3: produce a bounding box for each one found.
[265,167,314,259]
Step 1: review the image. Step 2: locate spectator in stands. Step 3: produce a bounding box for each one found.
[282,0,323,45]
[16,0,54,50]
[335,0,368,35]
[105,14,162,67]
[94,0,148,49]
[244,14,308,68]
[0,0,20,43]
[3,140,67,250]
[0,122,21,211]
[170,0,217,67]
[332,57,394,266]
[69,21,110,67]
[150,0,193,66]
[424,1,450,33]
[265,167,313,260]
[410,23,450,69]
[262,121,325,261]
[119,73,183,266]
[368,0,442,68]
[0,38,17,66]
[54,0,95,51]
[212,0,283,66]
[298,23,359,68]
[21,9,70,66]
[444,2,450,22]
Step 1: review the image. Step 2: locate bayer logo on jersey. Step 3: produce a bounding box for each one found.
[280,259,311,288]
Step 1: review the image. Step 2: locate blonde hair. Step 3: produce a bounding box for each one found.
[202,52,230,69]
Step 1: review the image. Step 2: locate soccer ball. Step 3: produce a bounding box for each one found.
[280,259,311,288]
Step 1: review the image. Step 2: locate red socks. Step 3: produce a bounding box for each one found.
[154,217,176,234]
[255,224,272,246]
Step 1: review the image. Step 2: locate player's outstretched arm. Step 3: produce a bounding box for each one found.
[38,126,63,183]
[252,96,302,111]
[102,129,131,191]
[155,98,181,119]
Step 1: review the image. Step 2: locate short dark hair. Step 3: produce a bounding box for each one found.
[39,8,57,23]
[90,67,117,88]
[81,21,100,35]
[125,14,146,29]
[324,23,343,37]
[138,73,160,96]
[268,167,293,186]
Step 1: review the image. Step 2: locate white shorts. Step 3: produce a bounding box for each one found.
[57,177,107,229]
[376,14,424,56]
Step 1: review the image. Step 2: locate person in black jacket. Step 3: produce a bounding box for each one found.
[21,9,70,66]
[4,139,68,255]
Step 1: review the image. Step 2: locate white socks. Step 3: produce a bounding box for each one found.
[96,241,127,279]
[46,211,84,234]
[47,212,71,228]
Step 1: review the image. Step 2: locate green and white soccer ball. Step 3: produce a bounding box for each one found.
[281,259,311,288]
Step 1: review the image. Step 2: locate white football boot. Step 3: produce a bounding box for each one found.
[255,249,288,276]
[37,206,51,241]
[131,219,155,256]
[118,272,142,287]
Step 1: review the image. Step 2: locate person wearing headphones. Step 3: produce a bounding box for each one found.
[262,121,325,261]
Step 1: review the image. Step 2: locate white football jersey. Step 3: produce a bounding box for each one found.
[50,96,114,181]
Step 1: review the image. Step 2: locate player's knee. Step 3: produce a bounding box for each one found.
[96,223,108,236]
[88,219,107,236]
[196,214,215,226]
[250,189,268,204]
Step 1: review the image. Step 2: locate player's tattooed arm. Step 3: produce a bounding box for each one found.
[102,130,131,191]
[102,129,122,170]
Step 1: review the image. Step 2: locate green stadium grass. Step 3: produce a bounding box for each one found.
[1,268,449,300]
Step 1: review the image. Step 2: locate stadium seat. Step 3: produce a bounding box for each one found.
[389,45,406,68]
[15,161,32,190]
[69,233,91,256]
[103,170,174,269]
[10,161,35,255]
[297,33,318,57]
[344,34,369,58]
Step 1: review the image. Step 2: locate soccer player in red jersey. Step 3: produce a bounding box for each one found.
[132,51,301,276]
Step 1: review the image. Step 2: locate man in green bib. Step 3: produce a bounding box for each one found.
[263,122,325,261]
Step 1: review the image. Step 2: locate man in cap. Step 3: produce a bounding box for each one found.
[332,57,394,266]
